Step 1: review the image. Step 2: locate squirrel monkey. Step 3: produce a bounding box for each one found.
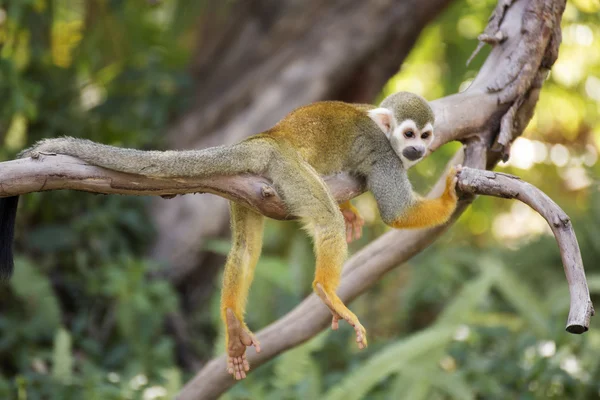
[0,92,459,380]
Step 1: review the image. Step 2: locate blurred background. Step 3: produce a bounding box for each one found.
[0,0,599,398]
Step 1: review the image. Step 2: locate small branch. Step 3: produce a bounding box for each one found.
[466,0,515,65]
[457,167,594,333]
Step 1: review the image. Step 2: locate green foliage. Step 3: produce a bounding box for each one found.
[52,328,73,384]
[0,2,192,396]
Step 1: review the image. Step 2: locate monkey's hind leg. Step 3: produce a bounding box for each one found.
[221,202,264,380]
[272,158,367,350]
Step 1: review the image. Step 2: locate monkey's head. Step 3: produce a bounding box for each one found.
[368,92,435,168]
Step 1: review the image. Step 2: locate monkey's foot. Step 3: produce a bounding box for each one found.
[340,202,365,243]
[225,309,261,380]
[314,283,368,349]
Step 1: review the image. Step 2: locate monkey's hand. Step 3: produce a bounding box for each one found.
[443,165,461,202]
[340,201,365,243]
[387,165,461,229]
[225,309,261,380]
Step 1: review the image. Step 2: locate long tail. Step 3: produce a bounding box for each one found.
[0,196,19,280]
[20,137,274,178]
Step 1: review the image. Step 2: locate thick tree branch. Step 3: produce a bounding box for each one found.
[0,155,362,220]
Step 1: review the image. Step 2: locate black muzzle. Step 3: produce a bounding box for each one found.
[402,146,425,161]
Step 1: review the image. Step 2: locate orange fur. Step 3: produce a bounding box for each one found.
[391,170,458,229]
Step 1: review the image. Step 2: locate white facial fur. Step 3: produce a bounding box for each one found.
[368,109,434,169]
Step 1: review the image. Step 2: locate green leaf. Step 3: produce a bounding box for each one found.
[273,332,326,393]
[11,258,61,333]
[490,260,549,336]
[322,326,456,400]
[52,327,73,384]
[436,268,495,326]
[434,372,476,400]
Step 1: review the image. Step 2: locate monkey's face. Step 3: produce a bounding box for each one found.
[388,119,434,168]
[367,108,434,169]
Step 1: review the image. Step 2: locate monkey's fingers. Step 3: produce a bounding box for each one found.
[353,215,365,241]
[342,208,364,243]
[242,354,250,372]
[346,223,353,243]
[225,309,260,380]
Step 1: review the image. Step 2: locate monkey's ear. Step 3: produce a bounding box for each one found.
[368,108,394,137]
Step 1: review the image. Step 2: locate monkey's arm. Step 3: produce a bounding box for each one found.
[367,156,458,229]
[389,170,458,229]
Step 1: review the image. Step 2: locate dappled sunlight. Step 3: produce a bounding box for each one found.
[492,202,551,243]
[537,340,556,358]
[550,143,570,167]
[561,166,593,191]
[501,138,541,170]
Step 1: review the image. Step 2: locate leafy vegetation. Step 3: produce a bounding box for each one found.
[1,0,599,399]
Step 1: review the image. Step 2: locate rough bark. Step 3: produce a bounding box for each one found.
[153,0,455,285]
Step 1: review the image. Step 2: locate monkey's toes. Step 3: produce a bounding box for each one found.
[331,314,340,330]
[244,331,261,353]
[227,354,249,380]
[353,322,368,350]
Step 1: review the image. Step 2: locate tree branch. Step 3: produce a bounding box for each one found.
[0,154,363,221]
[457,167,594,333]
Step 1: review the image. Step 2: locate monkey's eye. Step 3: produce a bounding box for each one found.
[404,130,415,138]
[421,132,430,139]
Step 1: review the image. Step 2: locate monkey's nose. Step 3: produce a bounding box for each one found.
[402,146,424,161]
